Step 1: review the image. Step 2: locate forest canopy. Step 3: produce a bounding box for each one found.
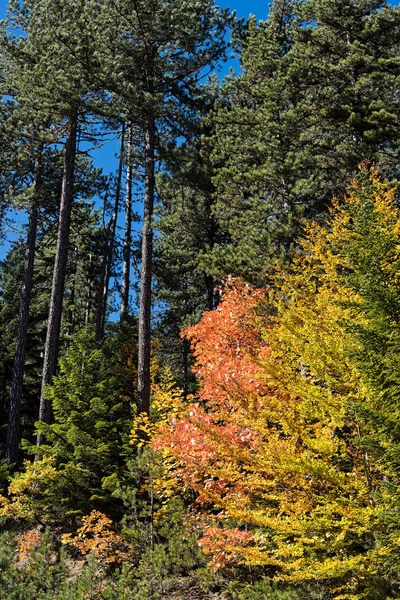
[0,0,400,598]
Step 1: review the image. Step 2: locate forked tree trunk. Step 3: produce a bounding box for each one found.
[96,124,126,340]
[120,124,133,322]
[37,110,78,446]
[6,162,41,464]
[137,112,155,415]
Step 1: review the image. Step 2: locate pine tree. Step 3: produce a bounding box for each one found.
[0,31,53,462]
[120,124,134,323]
[0,152,107,462]
[2,0,116,441]
[207,0,304,283]
[0,97,43,463]
[95,125,126,341]
[0,95,21,242]
[31,327,135,523]
[207,0,400,282]
[6,157,41,464]
[107,0,230,415]
[0,324,137,526]
[295,0,400,199]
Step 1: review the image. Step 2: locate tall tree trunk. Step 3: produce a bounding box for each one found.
[205,274,215,311]
[66,246,77,337]
[37,110,78,446]
[205,203,218,310]
[6,163,41,464]
[137,113,155,415]
[120,124,133,322]
[84,253,93,326]
[96,124,126,340]
[95,188,110,337]
[182,336,190,401]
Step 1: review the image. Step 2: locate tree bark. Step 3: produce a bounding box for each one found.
[6,163,41,464]
[37,110,78,446]
[205,274,215,311]
[84,252,93,326]
[137,113,155,415]
[95,185,111,339]
[96,124,126,340]
[120,124,133,322]
[66,246,77,337]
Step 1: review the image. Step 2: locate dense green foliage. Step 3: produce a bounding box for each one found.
[206,0,400,282]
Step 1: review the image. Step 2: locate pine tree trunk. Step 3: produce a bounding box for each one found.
[37,111,78,445]
[95,185,111,340]
[96,124,126,340]
[205,274,215,311]
[205,204,217,310]
[84,252,93,326]
[137,113,155,415]
[96,248,107,336]
[66,247,78,337]
[6,165,41,464]
[120,124,133,322]
[182,337,190,401]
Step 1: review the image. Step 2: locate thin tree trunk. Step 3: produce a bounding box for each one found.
[37,110,78,446]
[84,253,93,326]
[205,274,214,311]
[205,203,217,310]
[6,163,41,464]
[137,113,155,415]
[96,248,108,337]
[182,337,190,401]
[120,124,133,322]
[95,190,110,336]
[96,124,125,340]
[66,246,77,337]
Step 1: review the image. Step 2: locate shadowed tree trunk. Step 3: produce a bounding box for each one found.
[84,252,93,326]
[67,245,78,337]
[120,123,133,322]
[6,159,41,464]
[137,111,155,415]
[37,110,78,446]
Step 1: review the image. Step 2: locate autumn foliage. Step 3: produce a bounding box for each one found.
[154,170,400,598]
[16,529,42,563]
[2,169,400,599]
[61,510,134,565]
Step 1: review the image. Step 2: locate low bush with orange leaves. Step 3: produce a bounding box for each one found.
[16,529,42,563]
[61,510,134,566]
